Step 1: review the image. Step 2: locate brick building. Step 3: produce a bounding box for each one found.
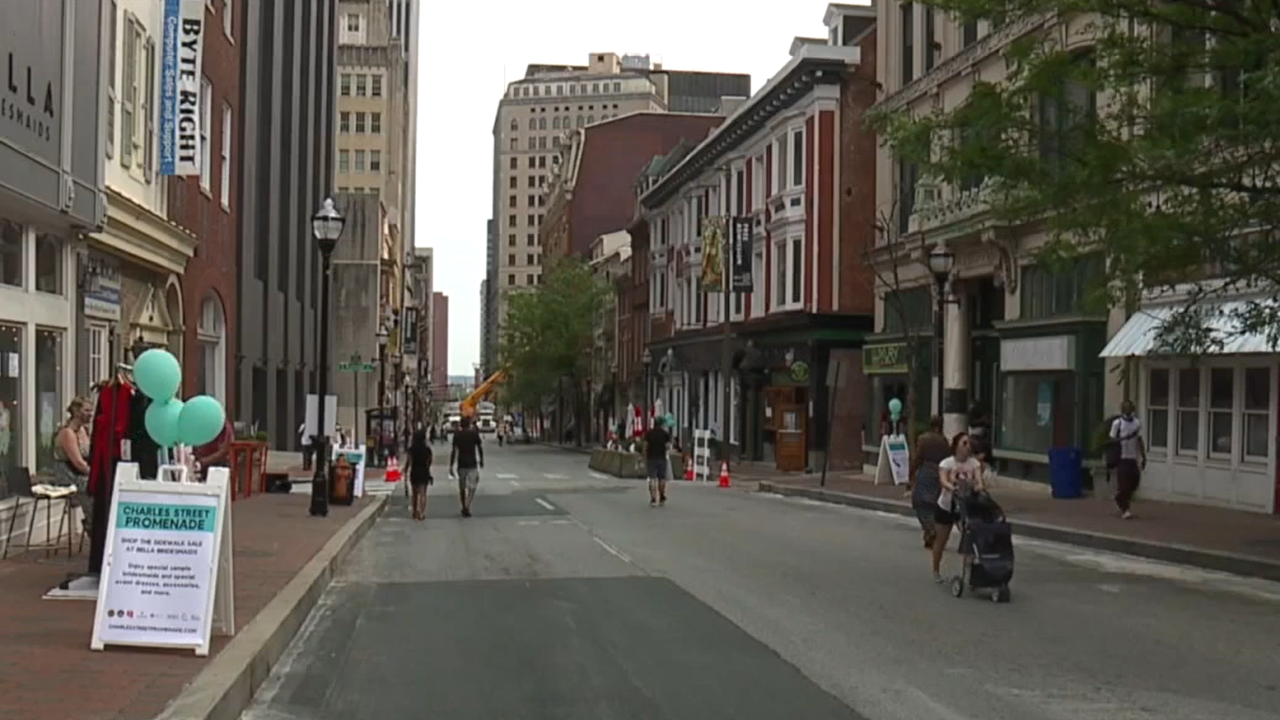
[168,0,240,408]
[540,113,724,260]
[636,5,878,471]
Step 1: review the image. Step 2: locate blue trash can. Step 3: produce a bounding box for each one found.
[1047,447,1084,499]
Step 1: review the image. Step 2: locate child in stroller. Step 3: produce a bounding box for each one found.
[949,483,1015,602]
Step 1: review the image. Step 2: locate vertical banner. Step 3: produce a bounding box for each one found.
[699,216,725,291]
[160,0,206,176]
[729,216,753,293]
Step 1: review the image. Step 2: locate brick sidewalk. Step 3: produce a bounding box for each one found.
[0,493,372,720]
[747,469,1280,578]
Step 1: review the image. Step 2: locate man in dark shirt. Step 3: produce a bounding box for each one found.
[644,420,671,507]
[450,416,485,517]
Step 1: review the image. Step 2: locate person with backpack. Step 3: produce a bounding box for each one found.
[1108,400,1147,519]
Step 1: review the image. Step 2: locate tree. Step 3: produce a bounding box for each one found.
[499,256,612,445]
[872,0,1280,353]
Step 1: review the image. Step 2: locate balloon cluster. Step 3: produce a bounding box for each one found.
[134,349,227,449]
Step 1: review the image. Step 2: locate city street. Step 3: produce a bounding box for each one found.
[242,443,1280,720]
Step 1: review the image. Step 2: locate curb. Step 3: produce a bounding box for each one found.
[156,496,390,720]
[757,482,1280,583]
[536,441,593,455]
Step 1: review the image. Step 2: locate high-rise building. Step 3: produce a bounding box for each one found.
[237,0,339,444]
[482,52,750,368]
[432,291,448,399]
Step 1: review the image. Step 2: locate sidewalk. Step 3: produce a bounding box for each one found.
[749,471,1280,582]
[269,449,389,482]
[0,492,384,720]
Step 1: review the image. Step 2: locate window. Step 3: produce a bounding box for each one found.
[509,157,517,170]
[924,6,935,71]
[538,117,546,130]
[508,274,516,286]
[773,240,787,310]
[508,254,515,266]
[897,158,917,235]
[507,234,516,247]
[900,2,914,85]
[87,323,110,386]
[790,237,802,305]
[369,150,381,173]
[752,155,764,208]
[538,136,547,149]
[526,234,535,246]
[340,73,351,95]
[613,81,621,92]
[371,74,382,96]
[355,112,366,133]
[527,156,535,168]
[339,111,350,132]
[528,117,536,131]
[552,116,561,130]
[355,74,368,96]
[338,149,350,173]
[346,12,361,32]
[962,19,978,47]
[751,251,764,316]
[199,77,212,190]
[509,138,517,151]
[222,0,232,38]
[508,214,516,227]
[34,329,63,473]
[1177,368,1199,456]
[1208,368,1233,457]
[527,137,536,150]
[142,37,156,178]
[538,156,547,168]
[509,176,518,189]
[774,135,788,191]
[1020,254,1104,319]
[1038,52,1096,175]
[1147,368,1169,450]
[368,112,380,134]
[791,128,804,188]
[220,103,232,208]
[106,0,117,158]
[119,13,138,168]
[1242,368,1270,460]
[354,149,366,172]
[197,296,227,404]
[1000,373,1076,453]
[526,254,534,265]
[526,194,535,206]
[508,195,517,208]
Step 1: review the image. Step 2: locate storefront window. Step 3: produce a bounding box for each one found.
[1208,368,1233,457]
[1242,367,1270,461]
[0,323,22,482]
[1147,368,1169,450]
[35,233,63,295]
[1000,373,1076,452]
[0,220,23,288]
[1176,368,1200,456]
[35,330,63,473]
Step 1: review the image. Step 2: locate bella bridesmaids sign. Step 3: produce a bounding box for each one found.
[159,0,205,176]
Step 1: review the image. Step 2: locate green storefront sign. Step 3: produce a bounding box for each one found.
[863,343,909,375]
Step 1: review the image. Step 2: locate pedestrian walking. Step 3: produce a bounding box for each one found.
[450,416,484,517]
[909,416,950,550]
[405,429,433,521]
[298,423,314,470]
[644,418,671,507]
[1108,399,1146,519]
[930,432,986,583]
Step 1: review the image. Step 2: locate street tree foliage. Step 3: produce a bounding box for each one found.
[498,256,612,436]
[872,0,1280,353]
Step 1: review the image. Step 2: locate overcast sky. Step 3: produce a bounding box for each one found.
[415,1,852,374]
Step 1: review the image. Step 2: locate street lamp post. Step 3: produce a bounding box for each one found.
[641,348,652,430]
[376,325,388,465]
[310,198,346,518]
[927,244,956,421]
[391,352,403,454]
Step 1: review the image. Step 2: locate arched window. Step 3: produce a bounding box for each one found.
[527,117,536,130]
[576,115,585,127]
[538,117,547,130]
[552,116,561,129]
[197,294,227,404]
[587,115,595,124]
[509,118,518,132]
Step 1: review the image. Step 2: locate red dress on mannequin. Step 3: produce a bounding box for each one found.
[87,380,135,574]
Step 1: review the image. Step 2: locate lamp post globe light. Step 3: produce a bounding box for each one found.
[310,198,346,517]
[376,324,389,465]
[927,244,956,420]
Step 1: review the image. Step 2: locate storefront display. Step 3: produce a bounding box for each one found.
[0,323,21,481]
[35,329,63,473]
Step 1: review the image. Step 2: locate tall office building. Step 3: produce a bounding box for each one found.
[482,52,749,369]
[237,0,339,445]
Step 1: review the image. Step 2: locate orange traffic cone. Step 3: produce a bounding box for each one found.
[718,461,731,488]
[385,456,401,483]
[684,456,694,481]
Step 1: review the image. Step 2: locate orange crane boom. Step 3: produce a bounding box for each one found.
[460,368,507,417]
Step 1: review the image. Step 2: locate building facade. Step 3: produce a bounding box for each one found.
[237,0,338,446]
[483,52,751,370]
[169,0,239,408]
[638,5,877,471]
[541,113,725,259]
[0,0,107,489]
[432,291,448,400]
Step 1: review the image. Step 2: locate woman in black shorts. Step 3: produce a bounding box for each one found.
[930,432,985,582]
[405,429,434,521]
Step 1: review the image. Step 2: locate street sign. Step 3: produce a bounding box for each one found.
[338,362,377,373]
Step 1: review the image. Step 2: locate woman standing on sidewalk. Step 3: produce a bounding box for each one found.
[909,416,950,550]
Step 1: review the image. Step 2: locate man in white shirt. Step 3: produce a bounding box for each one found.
[299,423,313,470]
[1110,400,1147,519]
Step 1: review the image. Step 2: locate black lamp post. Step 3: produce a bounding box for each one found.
[927,244,956,419]
[376,324,388,465]
[641,348,652,430]
[310,198,346,518]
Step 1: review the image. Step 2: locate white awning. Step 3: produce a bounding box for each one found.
[1099,301,1280,358]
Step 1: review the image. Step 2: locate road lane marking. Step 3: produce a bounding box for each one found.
[549,519,572,525]
[517,520,541,526]
[534,497,556,511]
[496,473,519,479]
[509,480,522,488]
[593,536,633,564]
[543,473,570,480]
[589,472,608,480]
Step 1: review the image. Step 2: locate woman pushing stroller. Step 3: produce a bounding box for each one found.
[930,431,987,583]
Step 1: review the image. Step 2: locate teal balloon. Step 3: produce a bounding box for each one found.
[134,349,182,400]
[663,413,676,428]
[178,395,226,446]
[887,398,903,420]
[144,399,185,448]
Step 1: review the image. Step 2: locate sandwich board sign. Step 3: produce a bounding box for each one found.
[875,434,911,486]
[90,463,235,657]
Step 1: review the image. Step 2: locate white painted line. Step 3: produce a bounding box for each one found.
[589,472,608,480]
[496,473,518,479]
[509,480,522,489]
[534,497,556,511]
[549,519,573,525]
[593,536,633,564]
[516,520,542,526]
[543,473,570,480]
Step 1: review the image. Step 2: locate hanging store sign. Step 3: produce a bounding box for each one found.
[729,216,752,293]
[160,0,206,176]
[863,343,910,375]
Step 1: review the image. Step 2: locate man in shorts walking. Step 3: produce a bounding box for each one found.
[451,416,485,517]
[644,418,671,507]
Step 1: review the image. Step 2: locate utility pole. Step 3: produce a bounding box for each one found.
[720,166,733,470]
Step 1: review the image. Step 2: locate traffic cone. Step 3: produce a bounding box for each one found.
[385,456,402,483]
[718,461,731,488]
[684,456,694,481]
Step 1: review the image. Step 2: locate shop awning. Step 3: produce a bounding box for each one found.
[1099,301,1279,358]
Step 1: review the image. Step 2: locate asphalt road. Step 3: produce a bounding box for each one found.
[243,442,1280,720]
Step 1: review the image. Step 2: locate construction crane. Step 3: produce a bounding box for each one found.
[460,367,507,418]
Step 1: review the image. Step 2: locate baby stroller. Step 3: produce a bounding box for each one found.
[948,487,1014,603]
